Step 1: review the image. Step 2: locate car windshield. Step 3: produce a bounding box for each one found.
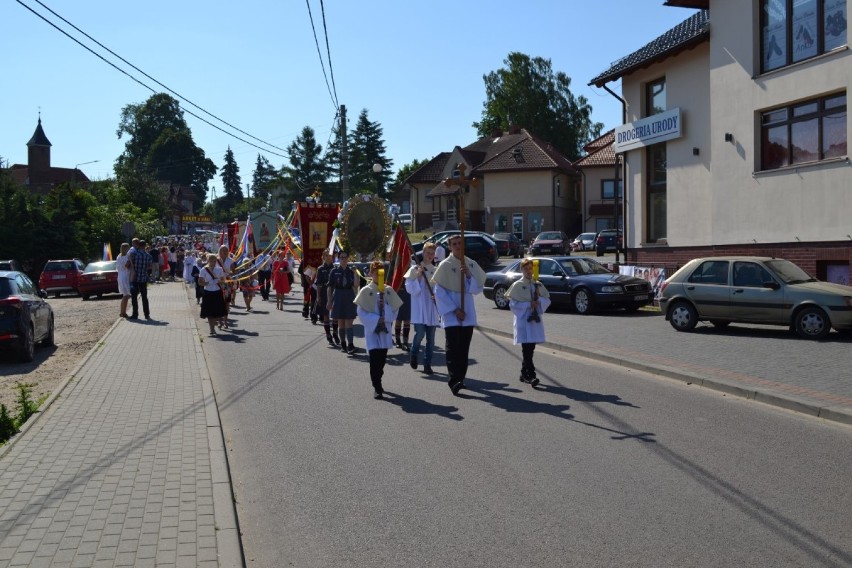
[537,232,562,241]
[84,261,116,273]
[765,259,817,284]
[581,233,596,239]
[45,261,76,271]
[559,258,611,275]
[493,233,512,240]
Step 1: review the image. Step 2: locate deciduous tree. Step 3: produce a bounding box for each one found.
[473,52,603,160]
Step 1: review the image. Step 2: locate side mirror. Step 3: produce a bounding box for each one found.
[39,289,48,299]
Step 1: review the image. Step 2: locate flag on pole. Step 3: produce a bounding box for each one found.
[102,242,113,261]
[386,223,413,291]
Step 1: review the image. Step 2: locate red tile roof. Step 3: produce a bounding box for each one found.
[574,131,616,168]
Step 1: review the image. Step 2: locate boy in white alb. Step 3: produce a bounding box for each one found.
[506,258,551,387]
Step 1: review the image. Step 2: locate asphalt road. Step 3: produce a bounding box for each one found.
[200,292,852,568]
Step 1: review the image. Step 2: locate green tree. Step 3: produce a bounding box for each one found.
[220,147,243,207]
[348,109,393,196]
[285,126,328,200]
[116,93,217,203]
[250,154,278,205]
[473,52,603,160]
[393,158,428,188]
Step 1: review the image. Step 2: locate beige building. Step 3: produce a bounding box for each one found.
[590,0,850,283]
[403,127,579,242]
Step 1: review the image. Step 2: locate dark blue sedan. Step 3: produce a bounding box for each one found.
[483,256,653,314]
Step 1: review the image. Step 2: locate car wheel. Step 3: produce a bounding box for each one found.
[42,315,55,347]
[493,285,510,310]
[793,306,831,340]
[572,288,595,315]
[19,323,35,362]
[82,294,90,301]
[710,320,730,329]
[668,301,698,331]
[596,249,603,257]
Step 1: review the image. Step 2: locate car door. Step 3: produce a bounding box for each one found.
[18,274,47,338]
[682,260,732,319]
[537,258,571,305]
[730,261,785,323]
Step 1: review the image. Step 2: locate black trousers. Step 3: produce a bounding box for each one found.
[258,270,272,299]
[444,326,474,386]
[130,281,150,317]
[522,343,536,376]
[369,348,388,392]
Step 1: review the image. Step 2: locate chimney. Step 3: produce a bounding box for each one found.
[490,128,503,138]
[508,124,521,135]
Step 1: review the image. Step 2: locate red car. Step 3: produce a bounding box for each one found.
[38,259,85,298]
[78,261,120,300]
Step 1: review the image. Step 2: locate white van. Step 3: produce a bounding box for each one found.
[398,213,412,228]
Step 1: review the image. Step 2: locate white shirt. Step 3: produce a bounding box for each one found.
[200,265,224,292]
[509,296,551,345]
[356,294,399,351]
[433,276,482,327]
[404,264,440,327]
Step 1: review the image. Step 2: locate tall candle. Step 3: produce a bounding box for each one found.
[532,260,539,281]
[377,268,385,291]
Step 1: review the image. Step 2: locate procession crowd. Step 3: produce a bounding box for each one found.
[113,235,552,400]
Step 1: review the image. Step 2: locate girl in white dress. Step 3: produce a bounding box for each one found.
[507,258,551,387]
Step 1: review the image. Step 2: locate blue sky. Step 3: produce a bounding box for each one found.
[2,1,698,198]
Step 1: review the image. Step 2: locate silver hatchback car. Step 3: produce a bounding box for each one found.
[659,256,852,339]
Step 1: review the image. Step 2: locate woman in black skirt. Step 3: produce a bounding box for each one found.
[198,254,227,335]
[328,250,359,353]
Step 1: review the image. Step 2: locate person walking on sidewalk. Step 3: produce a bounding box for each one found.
[116,242,132,318]
[355,261,402,399]
[199,253,227,335]
[329,250,359,354]
[432,235,486,395]
[507,258,551,387]
[128,238,153,320]
[405,243,439,374]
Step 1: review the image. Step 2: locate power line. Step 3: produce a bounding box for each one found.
[305,0,338,111]
[319,0,339,108]
[15,0,288,159]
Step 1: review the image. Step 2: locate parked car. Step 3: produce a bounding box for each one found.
[397,213,412,229]
[0,260,21,272]
[483,256,654,314]
[570,232,597,252]
[421,233,499,268]
[411,230,461,254]
[595,229,624,256]
[0,270,55,362]
[38,259,85,298]
[529,231,570,256]
[78,261,120,300]
[660,256,852,339]
[492,232,524,257]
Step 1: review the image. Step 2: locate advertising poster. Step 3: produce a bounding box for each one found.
[792,0,818,61]
[763,0,787,69]
[824,0,848,51]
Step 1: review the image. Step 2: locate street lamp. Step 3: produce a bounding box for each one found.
[73,159,99,185]
[372,163,382,194]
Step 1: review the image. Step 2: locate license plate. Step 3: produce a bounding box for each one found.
[634,294,649,301]
[92,276,105,281]
[53,275,65,280]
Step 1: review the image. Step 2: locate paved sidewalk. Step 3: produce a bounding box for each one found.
[0,283,242,568]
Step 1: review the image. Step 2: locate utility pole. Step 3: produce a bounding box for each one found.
[340,105,350,202]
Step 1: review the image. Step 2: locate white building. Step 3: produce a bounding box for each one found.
[589,0,849,284]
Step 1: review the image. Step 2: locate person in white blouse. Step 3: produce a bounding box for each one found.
[431,235,486,395]
[355,261,402,399]
[507,259,551,387]
[404,243,440,374]
[115,243,132,318]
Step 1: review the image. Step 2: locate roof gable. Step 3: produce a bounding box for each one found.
[590,9,709,87]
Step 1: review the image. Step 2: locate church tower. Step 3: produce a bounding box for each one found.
[27,117,52,184]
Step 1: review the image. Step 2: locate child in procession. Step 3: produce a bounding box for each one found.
[355,261,402,399]
[507,258,551,387]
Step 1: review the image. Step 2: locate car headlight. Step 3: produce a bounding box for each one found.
[600,285,624,293]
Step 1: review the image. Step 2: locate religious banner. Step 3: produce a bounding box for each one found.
[250,210,279,255]
[295,202,340,269]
